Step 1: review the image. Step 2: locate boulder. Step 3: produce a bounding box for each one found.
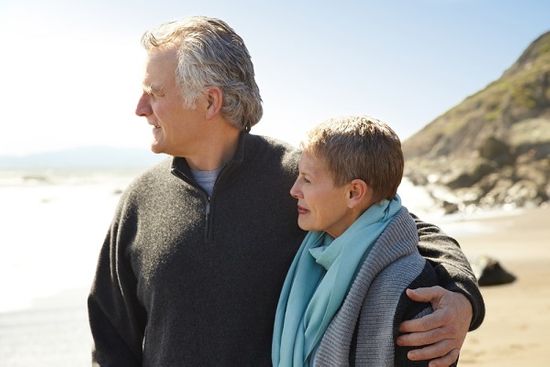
[478,137,515,166]
[479,178,514,207]
[506,179,540,206]
[444,159,497,189]
[470,255,517,286]
[441,200,459,214]
[455,186,486,205]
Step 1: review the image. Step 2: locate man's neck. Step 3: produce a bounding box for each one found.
[185,127,241,171]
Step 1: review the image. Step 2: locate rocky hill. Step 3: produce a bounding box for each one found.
[403,31,550,213]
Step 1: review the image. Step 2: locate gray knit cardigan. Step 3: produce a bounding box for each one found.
[313,207,439,367]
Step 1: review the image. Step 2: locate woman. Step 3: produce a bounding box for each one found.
[272,116,440,366]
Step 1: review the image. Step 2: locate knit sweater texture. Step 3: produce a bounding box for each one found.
[312,207,440,367]
[88,133,484,366]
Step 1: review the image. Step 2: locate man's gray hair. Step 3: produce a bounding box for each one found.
[302,115,404,203]
[141,16,262,131]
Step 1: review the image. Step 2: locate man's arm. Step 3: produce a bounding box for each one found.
[88,204,146,366]
[397,214,485,366]
[411,214,484,330]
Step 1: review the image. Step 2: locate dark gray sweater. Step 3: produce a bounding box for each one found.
[88,133,484,366]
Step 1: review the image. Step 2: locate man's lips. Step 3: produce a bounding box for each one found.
[297,205,309,215]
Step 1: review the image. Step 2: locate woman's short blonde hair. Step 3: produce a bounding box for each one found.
[302,115,404,203]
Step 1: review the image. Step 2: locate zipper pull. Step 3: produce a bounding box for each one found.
[205,197,211,219]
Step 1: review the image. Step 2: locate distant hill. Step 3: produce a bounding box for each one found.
[403,31,550,211]
[0,146,166,170]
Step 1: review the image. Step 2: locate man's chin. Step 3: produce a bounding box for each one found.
[150,142,165,154]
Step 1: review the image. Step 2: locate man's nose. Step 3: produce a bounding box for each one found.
[135,93,152,117]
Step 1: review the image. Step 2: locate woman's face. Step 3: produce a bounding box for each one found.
[290,151,356,238]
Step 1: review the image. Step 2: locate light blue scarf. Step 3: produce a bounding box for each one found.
[272,195,402,367]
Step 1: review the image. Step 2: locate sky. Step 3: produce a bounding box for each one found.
[1,0,549,156]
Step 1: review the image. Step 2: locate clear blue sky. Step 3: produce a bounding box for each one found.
[1,0,548,155]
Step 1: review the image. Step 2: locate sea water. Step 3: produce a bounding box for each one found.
[0,168,139,366]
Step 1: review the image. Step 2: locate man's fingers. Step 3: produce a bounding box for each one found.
[407,339,454,361]
[406,286,445,304]
[399,288,470,364]
[427,349,460,367]
[399,309,446,333]
[397,327,449,347]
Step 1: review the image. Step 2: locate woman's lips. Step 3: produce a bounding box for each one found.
[297,205,309,215]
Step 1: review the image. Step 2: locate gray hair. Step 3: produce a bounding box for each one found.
[141,16,262,131]
[302,116,404,203]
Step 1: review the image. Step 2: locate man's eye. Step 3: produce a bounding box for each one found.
[303,177,310,184]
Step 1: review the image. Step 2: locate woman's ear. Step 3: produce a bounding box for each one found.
[347,179,373,209]
[205,87,223,119]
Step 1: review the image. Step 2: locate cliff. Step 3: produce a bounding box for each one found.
[402,31,550,212]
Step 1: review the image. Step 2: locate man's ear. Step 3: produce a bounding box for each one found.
[205,87,223,119]
[347,179,373,209]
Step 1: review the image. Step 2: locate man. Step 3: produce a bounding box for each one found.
[88,16,484,366]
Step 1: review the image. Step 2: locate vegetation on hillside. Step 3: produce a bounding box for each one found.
[402,31,550,211]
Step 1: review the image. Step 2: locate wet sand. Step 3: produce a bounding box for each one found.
[451,206,550,366]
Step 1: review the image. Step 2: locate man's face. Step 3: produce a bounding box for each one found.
[290,151,356,238]
[135,47,207,157]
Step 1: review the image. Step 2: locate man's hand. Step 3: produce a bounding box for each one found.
[396,286,472,367]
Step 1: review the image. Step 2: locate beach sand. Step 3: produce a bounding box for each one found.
[450,206,550,367]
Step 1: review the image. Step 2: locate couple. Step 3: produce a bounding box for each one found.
[88,16,484,366]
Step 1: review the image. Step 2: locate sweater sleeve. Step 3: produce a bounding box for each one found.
[394,307,432,367]
[88,198,146,366]
[393,261,458,367]
[411,213,485,330]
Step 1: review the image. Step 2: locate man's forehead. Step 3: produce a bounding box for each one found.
[141,48,178,88]
[147,46,178,62]
[143,47,178,74]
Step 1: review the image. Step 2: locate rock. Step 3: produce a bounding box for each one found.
[405,171,428,186]
[22,175,50,183]
[405,154,549,211]
[515,161,548,187]
[401,31,550,213]
[455,186,486,205]
[470,255,517,286]
[479,178,514,207]
[442,200,459,214]
[444,159,497,189]
[477,172,501,193]
[506,180,540,206]
[515,149,538,164]
[478,137,515,166]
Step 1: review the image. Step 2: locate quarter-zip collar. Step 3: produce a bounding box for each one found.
[169,131,250,243]
[170,131,248,187]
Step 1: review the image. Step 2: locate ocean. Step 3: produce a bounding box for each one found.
[0,167,446,366]
[0,168,138,366]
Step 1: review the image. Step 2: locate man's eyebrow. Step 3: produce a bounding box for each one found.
[142,83,163,94]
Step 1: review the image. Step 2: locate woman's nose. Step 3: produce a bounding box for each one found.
[290,180,301,199]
